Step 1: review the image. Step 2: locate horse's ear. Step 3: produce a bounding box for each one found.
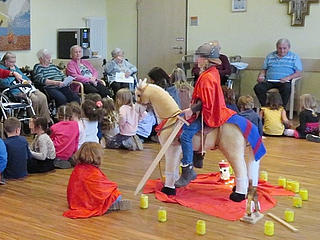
[142,78,147,85]
[137,78,145,88]
[137,78,147,88]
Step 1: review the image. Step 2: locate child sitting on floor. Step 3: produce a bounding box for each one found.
[84,93,104,141]
[284,94,320,139]
[3,117,31,179]
[260,92,291,136]
[0,138,7,184]
[50,105,79,169]
[68,102,85,149]
[136,105,157,143]
[81,99,104,143]
[107,88,146,150]
[238,95,263,136]
[100,97,119,146]
[222,86,239,113]
[28,116,55,173]
[63,142,131,219]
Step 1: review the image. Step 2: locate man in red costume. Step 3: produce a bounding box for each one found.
[174,42,236,188]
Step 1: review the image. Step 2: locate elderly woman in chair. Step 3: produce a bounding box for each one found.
[0,52,51,122]
[33,49,80,108]
[104,48,137,94]
[66,45,112,98]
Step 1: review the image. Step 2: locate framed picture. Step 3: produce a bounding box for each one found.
[0,0,31,50]
[232,0,247,12]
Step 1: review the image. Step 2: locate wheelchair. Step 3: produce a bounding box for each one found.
[0,84,35,137]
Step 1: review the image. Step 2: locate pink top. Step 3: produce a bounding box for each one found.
[50,121,79,160]
[66,59,98,83]
[119,104,147,136]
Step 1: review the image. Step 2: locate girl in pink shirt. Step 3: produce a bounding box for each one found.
[106,88,146,150]
[50,105,79,168]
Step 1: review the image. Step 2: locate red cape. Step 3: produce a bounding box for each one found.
[63,164,121,219]
[192,66,235,127]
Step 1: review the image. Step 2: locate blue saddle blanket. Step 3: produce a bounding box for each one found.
[227,114,266,161]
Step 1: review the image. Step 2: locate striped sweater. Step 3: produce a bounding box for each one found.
[33,63,65,86]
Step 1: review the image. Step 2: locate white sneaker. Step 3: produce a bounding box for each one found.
[306,134,320,143]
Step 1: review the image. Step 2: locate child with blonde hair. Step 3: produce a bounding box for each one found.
[28,116,55,173]
[101,97,119,145]
[260,92,291,136]
[284,94,319,138]
[63,142,131,219]
[68,102,85,149]
[238,95,263,136]
[107,88,146,150]
[50,105,79,168]
[171,67,194,110]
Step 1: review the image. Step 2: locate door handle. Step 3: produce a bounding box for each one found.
[172,46,183,54]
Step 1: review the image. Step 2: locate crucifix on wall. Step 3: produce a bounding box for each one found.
[280,0,319,26]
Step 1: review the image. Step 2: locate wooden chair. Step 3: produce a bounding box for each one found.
[72,80,106,104]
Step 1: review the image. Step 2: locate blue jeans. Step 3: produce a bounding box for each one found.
[180,118,202,165]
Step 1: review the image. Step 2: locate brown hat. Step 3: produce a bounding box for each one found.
[195,42,222,65]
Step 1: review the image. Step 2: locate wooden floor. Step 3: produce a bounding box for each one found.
[0,136,319,240]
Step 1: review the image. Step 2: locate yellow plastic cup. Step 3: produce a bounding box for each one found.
[264,220,274,236]
[299,189,308,201]
[292,195,302,208]
[260,171,268,181]
[158,207,167,222]
[196,220,206,235]
[286,180,293,191]
[284,209,294,222]
[278,177,286,188]
[140,194,148,209]
[291,181,300,193]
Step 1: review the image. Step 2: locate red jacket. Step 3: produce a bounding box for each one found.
[63,163,121,218]
[192,66,235,127]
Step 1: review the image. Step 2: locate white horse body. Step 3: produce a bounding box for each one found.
[136,80,260,196]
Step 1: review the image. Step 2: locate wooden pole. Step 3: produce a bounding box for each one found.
[267,213,299,232]
[134,116,188,195]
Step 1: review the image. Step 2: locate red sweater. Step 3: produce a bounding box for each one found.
[50,121,79,160]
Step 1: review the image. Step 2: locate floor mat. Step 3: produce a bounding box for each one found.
[143,172,295,221]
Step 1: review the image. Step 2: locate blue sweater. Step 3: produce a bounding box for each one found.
[0,138,7,173]
[3,136,31,179]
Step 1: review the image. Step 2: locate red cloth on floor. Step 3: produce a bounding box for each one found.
[143,172,294,221]
[63,163,121,219]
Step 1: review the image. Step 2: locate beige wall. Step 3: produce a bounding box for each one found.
[2,0,319,98]
[1,0,107,67]
[187,0,320,57]
[106,0,137,66]
[187,0,320,98]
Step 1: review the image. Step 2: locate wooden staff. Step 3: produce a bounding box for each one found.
[267,213,299,232]
[134,116,189,195]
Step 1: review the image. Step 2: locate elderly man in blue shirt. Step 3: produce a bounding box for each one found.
[254,38,302,107]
